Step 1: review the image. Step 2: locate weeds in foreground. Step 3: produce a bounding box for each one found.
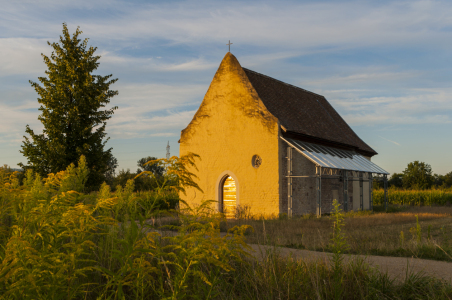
[222,246,452,300]
[225,205,452,262]
[0,156,251,299]
[329,199,350,300]
[400,231,405,248]
[2,159,452,299]
[410,215,422,244]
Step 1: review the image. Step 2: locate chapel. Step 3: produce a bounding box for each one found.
[179,52,389,218]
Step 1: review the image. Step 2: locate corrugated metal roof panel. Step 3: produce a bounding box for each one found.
[282,137,389,175]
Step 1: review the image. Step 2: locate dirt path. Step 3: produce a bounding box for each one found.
[248,244,452,282]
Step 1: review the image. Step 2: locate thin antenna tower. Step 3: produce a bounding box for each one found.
[166,141,170,159]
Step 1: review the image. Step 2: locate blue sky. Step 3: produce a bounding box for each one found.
[0,0,451,175]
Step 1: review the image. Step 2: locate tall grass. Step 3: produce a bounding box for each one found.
[2,160,452,299]
[373,189,452,206]
[101,179,179,222]
[222,247,452,299]
[0,157,251,299]
[225,206,452,263]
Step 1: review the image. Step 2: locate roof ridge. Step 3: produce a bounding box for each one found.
[242,67,324,98]
[241,66,377,156]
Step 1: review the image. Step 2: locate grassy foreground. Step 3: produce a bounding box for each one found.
[1,162,452,299]
[224,205,452,263]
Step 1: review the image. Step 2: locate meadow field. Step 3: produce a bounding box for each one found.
[2,161,452,299]
[224,205,452,263]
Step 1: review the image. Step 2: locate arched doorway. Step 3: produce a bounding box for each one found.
[222,176,237,219]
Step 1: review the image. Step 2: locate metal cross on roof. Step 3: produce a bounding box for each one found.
[226,40,233,52]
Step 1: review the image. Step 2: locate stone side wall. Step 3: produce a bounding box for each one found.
[320,177,343,214]
[351,176,371,211]
[348,179,354,212]
[279,141,316,215]
[279,142,353,215]
[179,53,281,217]
[363,181,370,210]
[352,180,360,211]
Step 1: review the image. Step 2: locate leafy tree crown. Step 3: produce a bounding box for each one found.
[402,161,433,190]
[19,23,118,189]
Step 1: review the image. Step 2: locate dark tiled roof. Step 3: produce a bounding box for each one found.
[243,68,377,156]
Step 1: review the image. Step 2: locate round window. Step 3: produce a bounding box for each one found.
[252,155,262,168]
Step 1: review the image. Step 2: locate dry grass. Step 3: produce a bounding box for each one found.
[222,205,452,261]
[403,205,452,215]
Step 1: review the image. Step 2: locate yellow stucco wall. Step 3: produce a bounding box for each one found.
[179,53,281,216]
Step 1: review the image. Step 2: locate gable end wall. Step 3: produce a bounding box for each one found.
[179,53,281,217]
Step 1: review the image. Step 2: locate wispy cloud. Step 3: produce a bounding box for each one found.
[4,1,452,56]
[149,132,177,137]
[378,136,401,146]
[161,58,217,71]
[334,90,452,125]
[100,53,217,72]
[0,38,49,76]
[304,70,420,87]
[1,0,452,173]
[108,110,196,138]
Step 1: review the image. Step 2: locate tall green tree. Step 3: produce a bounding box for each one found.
[444,171,452,188]
[388,172,404,189]
[19,24,118,188]
[402,161,433,190]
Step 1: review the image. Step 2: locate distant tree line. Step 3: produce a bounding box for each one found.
[111,156,167,191]
[2,155,169,193]
[374,161,452,190]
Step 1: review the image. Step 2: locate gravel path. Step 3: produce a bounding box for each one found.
[248,244,452,282]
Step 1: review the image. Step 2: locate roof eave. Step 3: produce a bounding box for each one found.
[282,130,378,157]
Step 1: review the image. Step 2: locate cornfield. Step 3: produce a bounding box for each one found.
[373,189,452,206]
